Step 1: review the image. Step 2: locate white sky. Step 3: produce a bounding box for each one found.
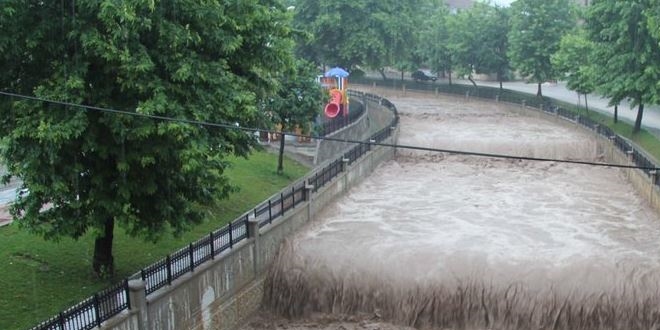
[489,0,515,6]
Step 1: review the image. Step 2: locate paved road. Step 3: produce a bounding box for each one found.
[453,79,660,135]
[0,164,14,225]
[369,71,660,134]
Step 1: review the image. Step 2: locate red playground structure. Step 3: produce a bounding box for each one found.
[319,67,349,119]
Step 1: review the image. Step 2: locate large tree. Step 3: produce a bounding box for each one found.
[446,3,510,89]
[552,29,596,112]
[508,0,575,97]
[417,3,453,83]
[586,0,660,133]
[267,59,324,174]
[0,0,295,276]
[292,0,428,77]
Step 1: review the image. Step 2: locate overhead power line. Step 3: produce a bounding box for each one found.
[1,90,658,171]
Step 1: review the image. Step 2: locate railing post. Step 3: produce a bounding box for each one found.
[94,294,102,327]
[291,186,295,208]
[268,200,272,223]
[651,170,658,185]
[304,180,314,201]
[627,150,634,163]
[166,255,172,285]
[209,232,215,259]
[342,158,349,172]
[59,312,65,329]
[608,135,616,159]
[280,193,285,216]
[305,180,315,224]
[248,219,260,274]
[189,243,195,272]
[228,222,233,248]
[128,279,148,330]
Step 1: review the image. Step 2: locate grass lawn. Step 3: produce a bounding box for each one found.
[0,150,309,330]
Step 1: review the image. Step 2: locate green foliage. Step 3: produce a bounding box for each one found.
[446,3,510,86]
[417,3,452,79]
[648,5,660,42]
[292,0,429,71]
[508,0,575,96]
[0,0,296,274]
[586,0,660,132]
[0,152,309,330]
[268,59,324,132]
[552,29,596,96]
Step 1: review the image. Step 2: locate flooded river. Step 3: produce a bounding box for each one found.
[243,90,660,330]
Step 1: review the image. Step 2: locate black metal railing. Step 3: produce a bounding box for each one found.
[29,90,399,330]
[140,215,251,295]
[316,92,367,136]
[30,280,129,330]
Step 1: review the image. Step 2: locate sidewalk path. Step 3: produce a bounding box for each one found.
[454,79,660,136]
[366,71,660,135]
[0,205,11,227]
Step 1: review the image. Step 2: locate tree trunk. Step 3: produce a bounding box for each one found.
[536,82,543,97]
[277,132,285,174]
[634,103,644,134]
[498,72,503,90]
[378,68,387,80]
[448,71,452,85]
[93,217,115,277]
[614,105,618,123]
[584,94,589,113]
[401,71,404,81]
[468,75,477,89]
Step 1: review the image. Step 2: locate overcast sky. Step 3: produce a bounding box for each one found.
[489,0,515,6]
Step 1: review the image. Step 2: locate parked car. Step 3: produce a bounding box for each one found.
[411,70,437,82]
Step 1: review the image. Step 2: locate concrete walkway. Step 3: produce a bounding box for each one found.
[0,205,11,227]
[453,79,660,136]
[366,71,660,135]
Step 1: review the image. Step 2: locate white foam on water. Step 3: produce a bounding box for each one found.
[260,91,660,330]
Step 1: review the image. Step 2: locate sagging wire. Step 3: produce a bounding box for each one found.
[0,90,658,172]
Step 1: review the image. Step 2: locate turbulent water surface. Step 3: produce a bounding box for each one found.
[243,89,660,330]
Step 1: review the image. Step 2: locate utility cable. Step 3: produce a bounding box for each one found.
[1,90,658,171]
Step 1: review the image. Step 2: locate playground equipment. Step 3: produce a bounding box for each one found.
[320,67,349,118]
[324,89,343,118]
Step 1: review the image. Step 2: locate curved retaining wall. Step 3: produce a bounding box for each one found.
[356,81,660,215]
[95,92,399,330]
[482,97,660,214]
[314,91,395,165]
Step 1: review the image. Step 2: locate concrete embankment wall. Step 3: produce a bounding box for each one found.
[315,96,395,165]
[510,102,660,214]
[100,96,398,330]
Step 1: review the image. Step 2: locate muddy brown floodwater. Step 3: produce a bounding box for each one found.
[242,90,660,330]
